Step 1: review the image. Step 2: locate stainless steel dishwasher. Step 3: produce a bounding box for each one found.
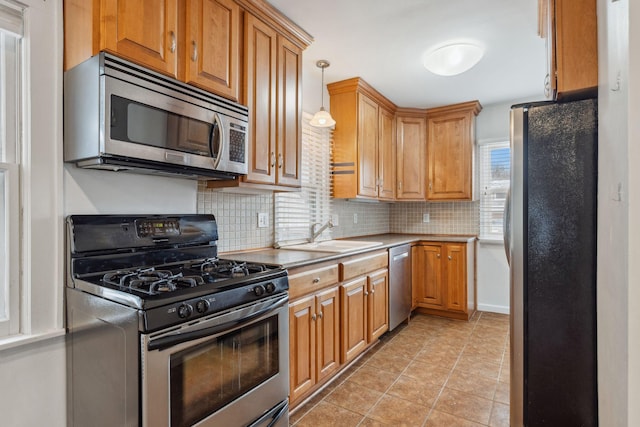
[388,244,412,330]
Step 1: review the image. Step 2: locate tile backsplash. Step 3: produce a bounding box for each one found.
[197,183,273,253]
[197,183,479,253]
[389,201,479,235]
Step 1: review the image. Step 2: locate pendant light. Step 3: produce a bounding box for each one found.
[310,60,336,128]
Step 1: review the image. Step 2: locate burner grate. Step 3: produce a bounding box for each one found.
[103,268,204,294]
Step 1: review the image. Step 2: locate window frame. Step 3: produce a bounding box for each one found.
[0,0,64,347]
[478,138,511,242]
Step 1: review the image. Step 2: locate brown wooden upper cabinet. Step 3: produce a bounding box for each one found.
[64,0,241,101]
[539,0,598,100]
[328,78,397,201]
[209,0,311,191]
[426,101,482,201]
[396,109,427,201]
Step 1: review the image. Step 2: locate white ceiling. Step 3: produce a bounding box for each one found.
[269,0,548,111]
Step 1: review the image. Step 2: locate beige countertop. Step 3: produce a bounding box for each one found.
[222,233,477,269]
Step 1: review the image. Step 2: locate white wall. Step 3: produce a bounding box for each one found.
[474,99,534,314]
[597,0,640,425]
[64,166,197,214]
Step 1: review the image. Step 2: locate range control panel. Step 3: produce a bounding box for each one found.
[135,218,180,238]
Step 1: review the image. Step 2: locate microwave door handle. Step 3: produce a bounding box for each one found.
[209,114,223,169]
[147,294,288,351]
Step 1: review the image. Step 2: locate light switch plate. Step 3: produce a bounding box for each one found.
[257,212,268,228]
[331,214,339,226]
[423,213,430,223]
[353,213,358,224]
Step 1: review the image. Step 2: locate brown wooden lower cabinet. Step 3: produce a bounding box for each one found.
[288,250,389,408]
[412,241,476,320]
[288,286,340,404]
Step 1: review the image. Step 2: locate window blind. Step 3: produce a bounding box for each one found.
[478,140,510,240]
[274,113,333,245]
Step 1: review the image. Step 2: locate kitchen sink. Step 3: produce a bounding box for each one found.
[280,240,383,253]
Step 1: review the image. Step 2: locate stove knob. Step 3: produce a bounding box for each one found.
[195,299,209,313]
[265,282,276,293]
[253,285,266,297]
[177,303,193,319]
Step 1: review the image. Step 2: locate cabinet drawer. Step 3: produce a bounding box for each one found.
[288,264,339,300]
[339,251,388,281]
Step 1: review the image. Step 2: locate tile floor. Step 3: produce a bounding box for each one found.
[289,311,510,427]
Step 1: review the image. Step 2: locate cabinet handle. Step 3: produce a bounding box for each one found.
[364,291,369,296]
[436,254,441,258]
[191,41,198,62]
[371,289,375,294]
[278,153,283,169]
[169,31,176,53]
[448,256,452,260]
[318,311,323,319]
[312,277,320,284]
[429,182,433,192]
[312,313,317,321]
[271,152,276,168]
[398,181,402,190]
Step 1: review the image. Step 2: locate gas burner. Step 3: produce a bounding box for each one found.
[192,258,269,280]
[102,268,205,294]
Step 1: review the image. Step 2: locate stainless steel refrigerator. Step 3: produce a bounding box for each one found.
[506,98,598,426]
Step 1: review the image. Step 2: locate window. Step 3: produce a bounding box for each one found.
[479,140,510,240]
[0,1,22,337]
[274,113,332,244]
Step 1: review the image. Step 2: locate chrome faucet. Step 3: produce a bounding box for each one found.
[310,219,334,242]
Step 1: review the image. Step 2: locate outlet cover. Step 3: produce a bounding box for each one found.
[257,212,269,228]
[423,213,430,223]
[353,213,358,224]
[331,214,339,226]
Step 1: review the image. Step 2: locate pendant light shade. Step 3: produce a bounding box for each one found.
[310,60,336,128]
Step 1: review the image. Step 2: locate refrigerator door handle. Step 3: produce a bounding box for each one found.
[503,187,511,266]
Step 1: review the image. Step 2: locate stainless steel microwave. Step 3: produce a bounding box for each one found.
[64,53,248,180]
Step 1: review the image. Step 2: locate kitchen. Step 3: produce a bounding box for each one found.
[0,0,637,426]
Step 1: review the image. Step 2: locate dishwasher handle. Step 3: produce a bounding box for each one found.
[392,252,409,262]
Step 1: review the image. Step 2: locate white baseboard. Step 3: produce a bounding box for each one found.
[477,303,509,315]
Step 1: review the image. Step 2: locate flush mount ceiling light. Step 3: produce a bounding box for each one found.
[310,60,336,128]
[423,43,484,76]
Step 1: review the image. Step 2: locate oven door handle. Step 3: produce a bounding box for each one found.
[148,294,288,352]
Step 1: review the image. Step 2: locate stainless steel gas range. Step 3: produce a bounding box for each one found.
[65,214,289,427]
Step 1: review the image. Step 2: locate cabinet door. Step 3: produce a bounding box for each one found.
[427,112,473,200]
[444,244,467,313]
[340,277,368,363]
[184,0,240,100]
[411,246,421,310]
[378,106,396,200]
[316,287,340,382]
[553,0,598,98]
[396,115,426,200]
[102,0,179,77]
[289,296,316,403]
[244,14,277,185]
[417,244,444,309]
[368,269,389,342]
[276,36,303,187]
[357,93,379,198]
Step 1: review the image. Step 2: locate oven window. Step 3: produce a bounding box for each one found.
[169,315,279,427]
[110,95,220,158]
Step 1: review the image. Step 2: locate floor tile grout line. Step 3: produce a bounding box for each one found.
[290,312,511,426]
[420,311,486,426]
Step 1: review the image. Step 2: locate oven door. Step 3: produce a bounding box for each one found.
[141,293,289,427]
